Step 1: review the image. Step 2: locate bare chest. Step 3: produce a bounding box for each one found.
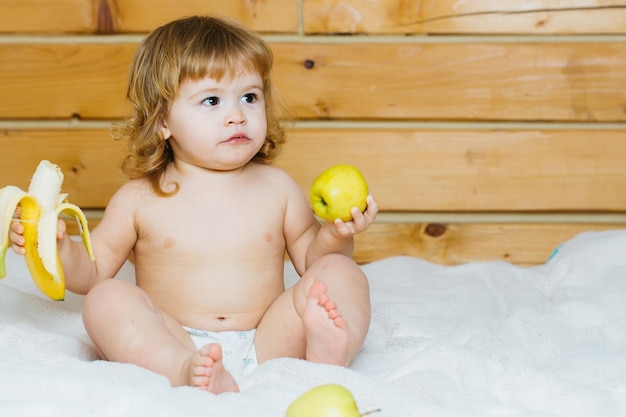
[130,189,288,328]
[139,192,286,258]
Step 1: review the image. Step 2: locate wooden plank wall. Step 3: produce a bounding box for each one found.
[1,0,626,266]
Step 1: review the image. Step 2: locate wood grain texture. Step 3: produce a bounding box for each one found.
[2,42,625,121]
[2,127,626,212]
[0,0,93,33]
[278,128,626,211]
[273,42,626,121]
[0,43,134,119]
[3,0,624,35]
[352,222,624,265]
[0,129,126,208]
[0,0,298,34]
[303,0,626,34]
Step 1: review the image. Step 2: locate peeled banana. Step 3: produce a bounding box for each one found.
[0,160,95,300]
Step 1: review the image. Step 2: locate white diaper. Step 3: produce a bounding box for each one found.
[182,326,258,383]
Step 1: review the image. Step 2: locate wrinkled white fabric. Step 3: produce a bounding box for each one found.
[1,230,625,417]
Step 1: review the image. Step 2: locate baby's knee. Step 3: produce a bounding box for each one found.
[311,254,366,283]
[83,279,136,319]
[85,279,127,302]
[318,253,360,270]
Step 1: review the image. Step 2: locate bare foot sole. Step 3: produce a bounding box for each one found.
[185,343,239,393]
[303,281,350,366]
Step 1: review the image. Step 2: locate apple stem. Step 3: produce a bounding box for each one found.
[361,409,382,416]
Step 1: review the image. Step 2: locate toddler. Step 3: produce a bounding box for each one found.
[10,15,378,393]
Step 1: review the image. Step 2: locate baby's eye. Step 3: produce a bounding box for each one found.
[242,93,258,104]
[202,96,220,106]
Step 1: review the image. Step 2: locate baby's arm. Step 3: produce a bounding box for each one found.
[9,216,99,294]
[283,167,378,273]
[304,195,378,267]
[9,182,138,295]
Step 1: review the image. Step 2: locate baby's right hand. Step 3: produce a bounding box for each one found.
[9,210,67,256]
[9,218,26,255]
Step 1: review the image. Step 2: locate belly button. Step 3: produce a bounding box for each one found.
[217,317,226,321]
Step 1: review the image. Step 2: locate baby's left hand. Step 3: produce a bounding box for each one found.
[332,195,378,237]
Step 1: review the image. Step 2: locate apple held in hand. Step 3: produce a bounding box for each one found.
[310,164,369,222]
[285,384,379,417]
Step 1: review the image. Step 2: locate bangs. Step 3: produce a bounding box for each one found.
[178,23,273,84]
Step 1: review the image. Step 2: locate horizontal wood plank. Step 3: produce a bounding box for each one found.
[2,127,626,212]
[352,222,624,265]
[0,43,134,120]
[0,0,298,34]
[2,42,625,121]
[303,0,626,34]
[0,0,93,33]
[279,128,626,211]
[0,129,127,207]
[3,0,626,35]
[64,216,624,266]
[275,42,626,122]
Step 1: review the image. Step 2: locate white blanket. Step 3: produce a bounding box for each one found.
[1,230,626,417]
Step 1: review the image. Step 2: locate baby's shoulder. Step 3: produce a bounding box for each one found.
[110,177,155,205]
[118,177,151,193]
[250,163,297,185]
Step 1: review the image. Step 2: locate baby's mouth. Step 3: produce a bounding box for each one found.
[224,134,250,143]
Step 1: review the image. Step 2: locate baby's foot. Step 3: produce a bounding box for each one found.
[303,281,350,366]
[185,343,239,393]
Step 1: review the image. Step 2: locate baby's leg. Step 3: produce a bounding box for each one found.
[256,253,370,366]
[82,279,237,393]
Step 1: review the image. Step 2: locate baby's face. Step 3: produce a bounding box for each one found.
[160,70,268,171]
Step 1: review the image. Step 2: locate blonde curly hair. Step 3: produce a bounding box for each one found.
[113,15,288,196]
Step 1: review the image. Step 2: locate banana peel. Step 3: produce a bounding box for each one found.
[0,160,95,300]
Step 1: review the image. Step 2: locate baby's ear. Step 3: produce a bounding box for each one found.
[160,122,171,140]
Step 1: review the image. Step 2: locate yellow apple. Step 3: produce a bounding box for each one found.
[309,164,369,222]
[285,384,361,417]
